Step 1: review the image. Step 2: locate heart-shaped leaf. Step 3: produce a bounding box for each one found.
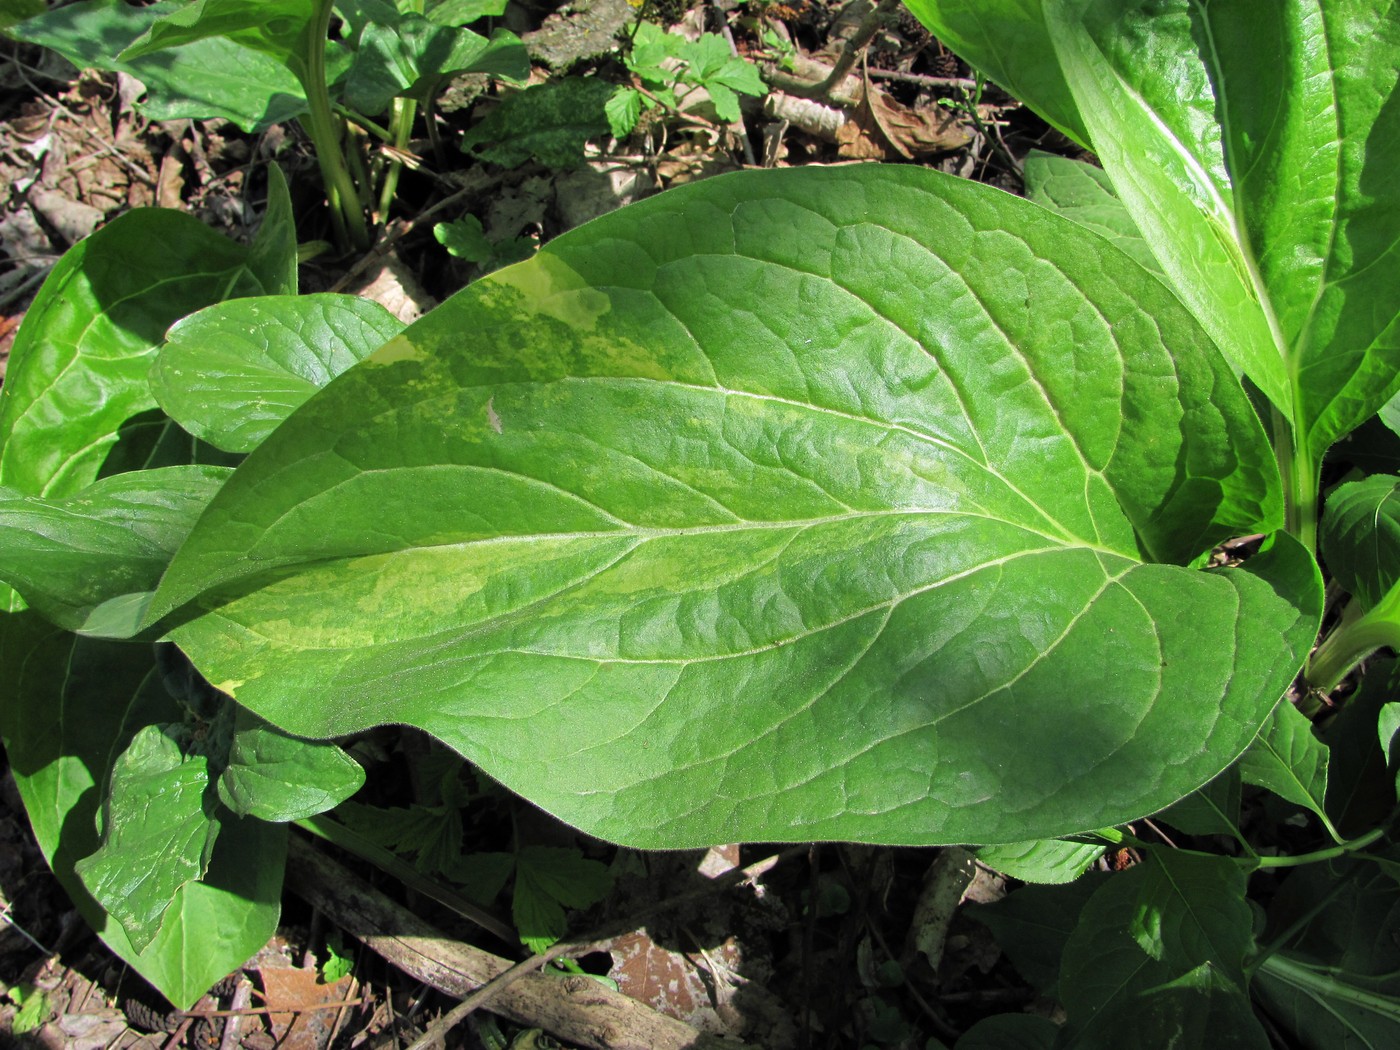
[343,16,526,113]
[1058,851,1266,1048]
[152,165,1319,848]
[1238,701,1337,839]
[0,614,284,1010]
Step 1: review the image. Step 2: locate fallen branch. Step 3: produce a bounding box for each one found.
[284,835,755,1050]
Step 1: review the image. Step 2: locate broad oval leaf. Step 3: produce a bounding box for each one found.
[975,838,1102,885]
[153,165,1318,847]
[0,209,277,500]
[218,716,365,822]
[151,295,404,453]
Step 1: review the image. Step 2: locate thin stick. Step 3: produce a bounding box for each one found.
[182,998,368,1019]
[405,846,798,1050]
[781,0,902,101]
[284,835,759,1050]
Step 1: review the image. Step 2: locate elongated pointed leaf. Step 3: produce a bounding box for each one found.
[1321,474,1400,610]
[0,614,283,1009]
[1238,700,1337,837]
[246,165,299,298]
[0,466,229,633]
[901,0,1088,146]
[9,0,308,131]
[153,166,1317,848]
[1046,0,1400,463]
[151,296,404,453]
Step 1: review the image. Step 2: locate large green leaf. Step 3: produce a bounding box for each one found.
[0,465,229,632]
[7,0,308,131]
[1057,851,1267,1048]
[901,0,1088,146]
[0,209,273,500]
[120,0,317,67]
[151,166,1318,847]
[150,295,404,453]
[0,614,284,1009]
[1046,0,1400,469]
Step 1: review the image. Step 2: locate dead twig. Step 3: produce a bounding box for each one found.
[284,834,760,1050]
[773,0,902,101]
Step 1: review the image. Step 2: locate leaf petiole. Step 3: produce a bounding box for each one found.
[1305,586,1400,691]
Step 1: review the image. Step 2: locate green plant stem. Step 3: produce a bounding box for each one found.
[1306,589,1400,691]
[298,0,370,251]
[335,105,393,144]
[1251,826,1387,869]
[377,97,418,221]
[376,0,425,220]
[1256,952,1400,1021]
[1272,405,1318,554]
[294,814,517,944]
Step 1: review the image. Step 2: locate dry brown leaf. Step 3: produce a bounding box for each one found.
[836,82,972,160]
[257,966,353,1050]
